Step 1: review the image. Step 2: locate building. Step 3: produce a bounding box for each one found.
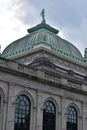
[0,10,87,130]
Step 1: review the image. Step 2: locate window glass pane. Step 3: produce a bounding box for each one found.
[14,95,31,130]
[43,101,56,130]
[66,106,77,130]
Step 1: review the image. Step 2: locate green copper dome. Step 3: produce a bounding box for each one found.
[1,22,84,63]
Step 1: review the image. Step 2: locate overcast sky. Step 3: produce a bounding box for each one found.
[0,0,87,56]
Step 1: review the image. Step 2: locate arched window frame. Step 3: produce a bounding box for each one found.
[66,106,78,130]
[14,94,31,130]
[43,100,56,130]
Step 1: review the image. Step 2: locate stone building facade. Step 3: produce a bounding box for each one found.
[0,14,87,130]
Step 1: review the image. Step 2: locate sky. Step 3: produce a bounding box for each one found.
[0,0,87,56]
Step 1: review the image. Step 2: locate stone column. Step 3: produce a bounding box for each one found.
[6,83,15,130]
[82,103,87,130]
[36,91,43,130]
[58,112,62,130]
[2,83,9,130]
[61,98,67,130]
[79,116,83,130]
[2,100,8,130]
[32,106,37,130]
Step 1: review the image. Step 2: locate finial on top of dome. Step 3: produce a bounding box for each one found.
[40,9,46,23]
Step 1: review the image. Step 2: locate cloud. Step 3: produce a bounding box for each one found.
[0,0,28,52]
[0,0,40,52]
[58,17,87,55]
[48,0,87,28]
[47,0,87,55]
[7,0,39,25]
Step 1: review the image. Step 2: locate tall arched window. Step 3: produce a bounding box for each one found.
[43,100,56,130]
[66,106,77,130]
[14,95,31,130]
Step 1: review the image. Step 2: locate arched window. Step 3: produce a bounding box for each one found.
[43,100,56,130]
[14,95,31,130]
[66,106,77,130]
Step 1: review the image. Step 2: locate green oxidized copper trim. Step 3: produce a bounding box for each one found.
[27,23,59,34]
